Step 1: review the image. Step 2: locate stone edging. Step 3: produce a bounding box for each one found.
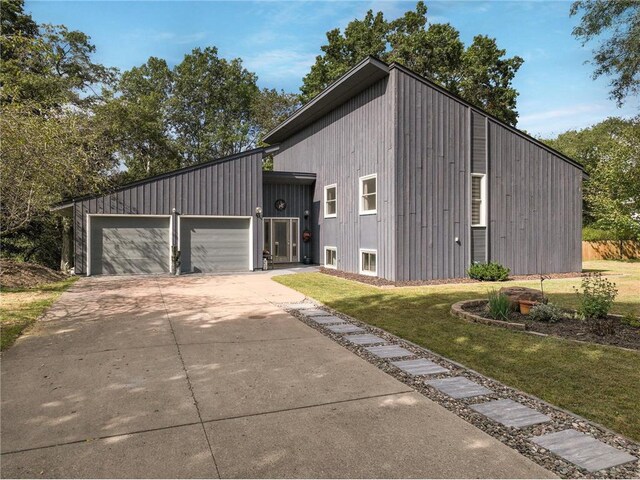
[451,299,527,330]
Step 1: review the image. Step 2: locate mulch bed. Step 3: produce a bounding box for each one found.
[463,301,640,350]
[0,260,67,289]
[319,267,584,287]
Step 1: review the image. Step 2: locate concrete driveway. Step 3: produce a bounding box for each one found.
[1,273,553,478]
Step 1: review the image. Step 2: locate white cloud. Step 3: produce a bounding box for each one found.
[242,49,317,87]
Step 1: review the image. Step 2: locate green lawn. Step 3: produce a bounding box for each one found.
[274,260,640,441]
[0,277,78,351]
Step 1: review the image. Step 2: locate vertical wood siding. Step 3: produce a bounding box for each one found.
[262,182,314,259]
[395,70,470,280]
[487,120,582,274]
[73,151,263,274]
[273,76,397,279]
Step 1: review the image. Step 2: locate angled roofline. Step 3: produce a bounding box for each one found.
[262,56,390,144]
[388,63,585,172]
[52,147,267,210]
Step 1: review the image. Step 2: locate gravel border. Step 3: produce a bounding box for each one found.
[278,299,640,479]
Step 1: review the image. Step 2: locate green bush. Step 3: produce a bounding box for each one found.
[582,226,635,241]
[529,303,564,323]
[573,273,618,320]
[468,262,510,281]
[487,290,511,321]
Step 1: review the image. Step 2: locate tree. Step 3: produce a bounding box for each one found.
[570,1,640,107]
[301,1,524,125]
[543,117,640,239]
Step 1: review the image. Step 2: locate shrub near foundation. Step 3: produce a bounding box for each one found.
[468,262,510,281]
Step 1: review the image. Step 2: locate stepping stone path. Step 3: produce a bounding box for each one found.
[286,303,317,310]
[426,376,492,399]
[391,359,449,376]
[365,345,414,359]
[531,429,637,472]
[300,308,332,317]
[326,324,365,334]
[471,399,551,428]
[344,334,386,345]
[308,315,346,325]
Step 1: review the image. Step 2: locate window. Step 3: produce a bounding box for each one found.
[359,174,377,215]
[324,246,337,269]
[471,174,486,227]
[324,184,337,218]
[360,249,377,276]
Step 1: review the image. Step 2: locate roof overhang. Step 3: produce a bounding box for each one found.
[263,56,390,144]
[263,171,316,185]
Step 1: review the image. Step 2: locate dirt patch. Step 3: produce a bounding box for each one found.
[319,267,583,288]
[463,300,640,350]
[0,260,67,289]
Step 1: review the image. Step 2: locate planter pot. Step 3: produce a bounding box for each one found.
[519,299,538,315]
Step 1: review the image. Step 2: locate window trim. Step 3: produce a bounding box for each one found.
[324,246,337,269]
[359,248,378,276]
[471,173,487,227]
[358,173,377,215]
[324,183,337,218]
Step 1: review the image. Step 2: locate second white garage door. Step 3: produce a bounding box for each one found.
[179,217,251,273]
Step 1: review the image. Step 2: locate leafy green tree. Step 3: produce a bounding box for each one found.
[571,0,640,106]
[543,117,640,239]
[301,1,524,125]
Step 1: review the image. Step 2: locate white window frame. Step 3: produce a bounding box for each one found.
[324,183,337,218]
[324,246,337,269]
[359,248,378,276]
[359,173,377,215]
[471,173,487,227]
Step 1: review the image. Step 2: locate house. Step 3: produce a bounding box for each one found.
[54,57,584,281]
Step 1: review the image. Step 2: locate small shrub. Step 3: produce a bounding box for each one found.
[529,303,564,323]
[468,262,510,281]
[487,289,511,321]
[573,273,618,320]
[621,313,640,328]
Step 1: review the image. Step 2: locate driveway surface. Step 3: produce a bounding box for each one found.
[1,273,554,478]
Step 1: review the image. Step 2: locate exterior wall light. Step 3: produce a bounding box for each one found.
[304,209,310,219]
[256,206,263,218]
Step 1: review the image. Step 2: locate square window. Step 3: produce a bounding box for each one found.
[324,247,337,269]
[324,184,337,218]
[360,249,377,276]
[359,174,377,215]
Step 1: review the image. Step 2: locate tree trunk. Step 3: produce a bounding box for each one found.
[60,217,73,272]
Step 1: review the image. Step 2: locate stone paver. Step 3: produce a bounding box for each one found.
[308,315,346,325]
[531,429,637,472]
[391,358,449,376]
[300,308,332,317]
[365,345,414,359]
[344,334,387,345]
[326,324,365,334]
[471,399,551,428]
[426,377,493,399]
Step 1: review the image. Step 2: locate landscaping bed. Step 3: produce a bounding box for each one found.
[460,300,640,350]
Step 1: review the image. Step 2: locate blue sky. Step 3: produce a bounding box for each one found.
[26,0,637,137]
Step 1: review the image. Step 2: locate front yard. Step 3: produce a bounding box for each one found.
[274,260,640,441]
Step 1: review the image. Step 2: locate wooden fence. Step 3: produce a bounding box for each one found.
[582,241,640,261]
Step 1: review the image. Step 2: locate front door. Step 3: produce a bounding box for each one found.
[264,218,299,263]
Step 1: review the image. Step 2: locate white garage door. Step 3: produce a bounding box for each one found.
[179,217,251,273]
[89,216,171,275]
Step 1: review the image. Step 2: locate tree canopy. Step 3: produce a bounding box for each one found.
[570,0,640,107]
[301,2,524,125]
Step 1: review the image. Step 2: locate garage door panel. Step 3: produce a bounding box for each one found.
[90,217,170,275]
[180,218,250,273]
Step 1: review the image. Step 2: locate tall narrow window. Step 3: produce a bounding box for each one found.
[471,174,486,227]
[324,184,337,218]
[324,246,337,269]
[359,174,377,215]
[360,249,377,276]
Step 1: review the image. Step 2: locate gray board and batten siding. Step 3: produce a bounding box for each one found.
[273,73,397,279]
[272,59,583,281]
[73,149,264,275]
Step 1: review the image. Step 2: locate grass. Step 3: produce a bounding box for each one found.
[0,277,78,351]
[274,260,640,441]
